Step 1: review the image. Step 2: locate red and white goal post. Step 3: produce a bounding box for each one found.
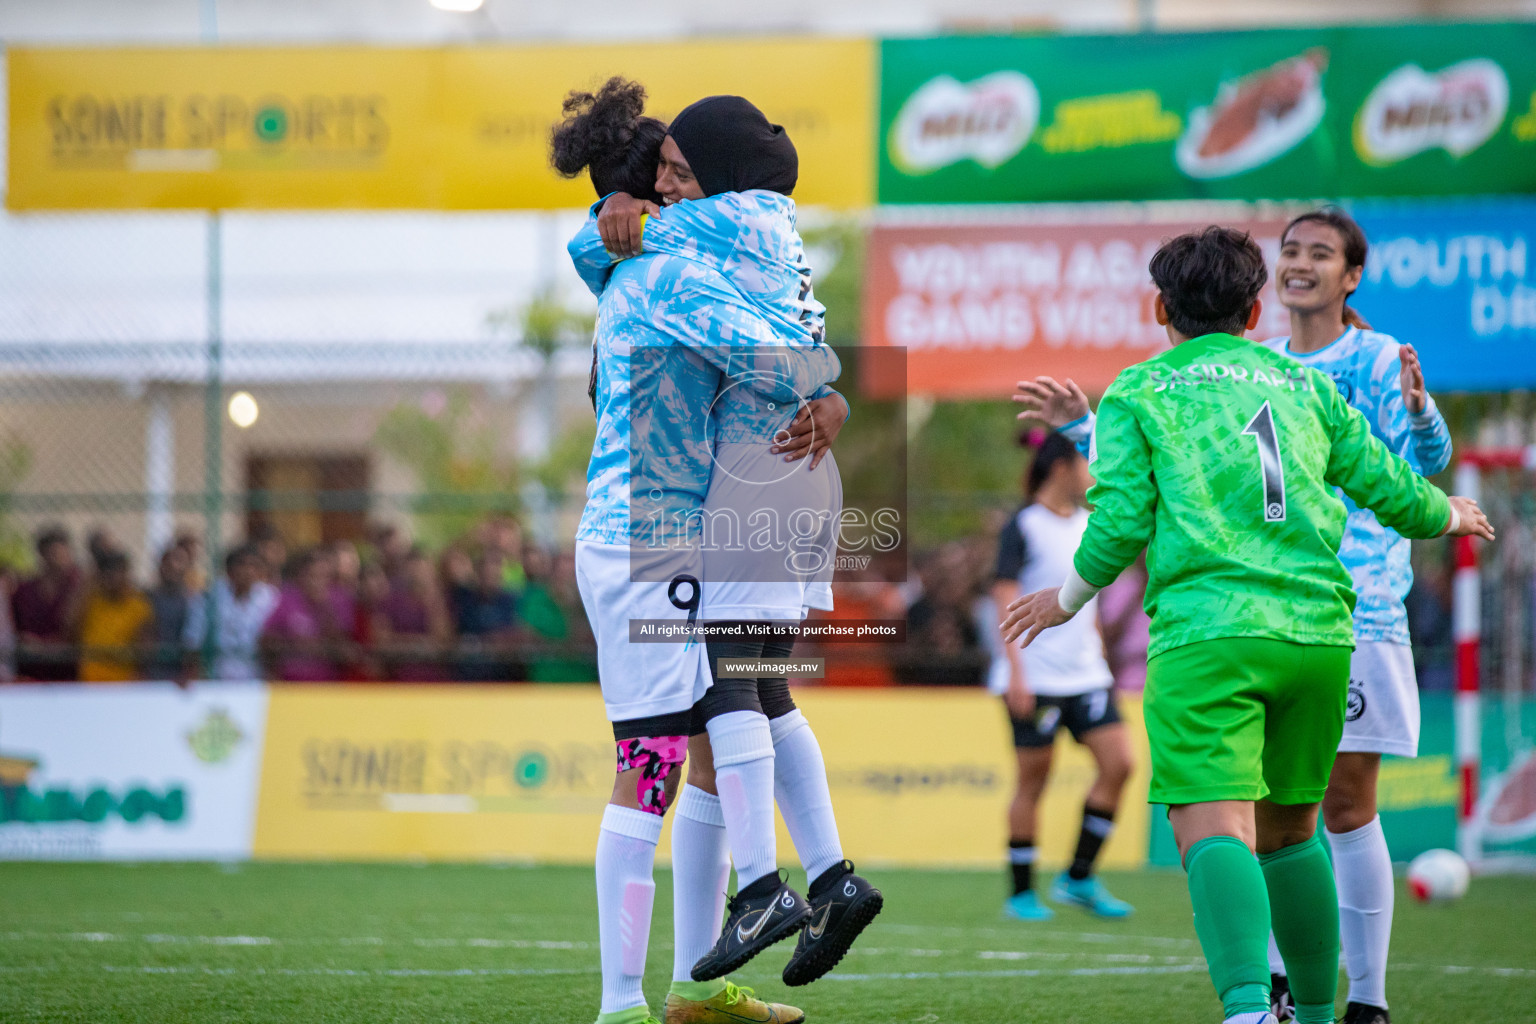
[1453,449,1536,874]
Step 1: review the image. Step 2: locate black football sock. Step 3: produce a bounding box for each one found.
[1068,804,1116,881]
[1008,839,1036,895]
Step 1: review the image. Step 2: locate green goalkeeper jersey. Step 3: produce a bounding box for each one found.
[1075,332,1452,658]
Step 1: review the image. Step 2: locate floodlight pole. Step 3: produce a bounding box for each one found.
[145,390,174,562]
[199,0,223,675]
[201,214,224,675]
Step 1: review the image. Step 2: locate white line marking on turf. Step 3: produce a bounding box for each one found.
[0,932,588,950]
[1392,963,1536,979]
[81,966,603,978]
[0,932,280,946]
[10,930,1535,983]
[823,962,1536,983]
[3,961,1532,982]
[877,923,1198,947]
[413,937,591,950]
[823,965,1211,981]
[977,950,1204,964]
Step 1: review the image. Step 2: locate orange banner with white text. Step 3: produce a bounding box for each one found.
[861,215,1291,398]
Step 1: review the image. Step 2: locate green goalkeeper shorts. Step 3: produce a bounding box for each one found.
[1143,637,1350,806]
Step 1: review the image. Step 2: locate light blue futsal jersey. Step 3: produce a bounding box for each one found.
[568,192,840,549]
[1061,325,1452,646]
[1259,327,1452,645]
[629,190,831,448]
[630,192,843,617]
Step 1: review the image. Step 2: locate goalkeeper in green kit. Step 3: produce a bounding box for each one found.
[1001,227,1493,1024]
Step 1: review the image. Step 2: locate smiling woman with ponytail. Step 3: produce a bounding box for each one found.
[1261,206,1455,1023]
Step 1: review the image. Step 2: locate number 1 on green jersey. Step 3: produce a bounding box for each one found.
[1243,401,1287,523]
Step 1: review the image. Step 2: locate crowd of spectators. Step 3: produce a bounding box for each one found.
[885,513,1461,691]
[0,516,595,684]
[0,511,1460,689]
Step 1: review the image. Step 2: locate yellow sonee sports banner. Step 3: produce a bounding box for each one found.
[253,685,1149,869]
[7,41,874,211]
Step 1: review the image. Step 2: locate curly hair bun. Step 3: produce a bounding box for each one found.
[550,77,648,178]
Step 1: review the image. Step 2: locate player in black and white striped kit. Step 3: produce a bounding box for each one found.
[990,431,1135,921]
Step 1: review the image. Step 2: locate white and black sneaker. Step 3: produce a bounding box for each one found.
[1340,1002,1390,1024]
[1270,972,1296,1022]
[782,861,883,987]
[691,871,811,982]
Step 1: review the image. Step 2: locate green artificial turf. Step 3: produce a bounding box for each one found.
[1,862,1532,1023]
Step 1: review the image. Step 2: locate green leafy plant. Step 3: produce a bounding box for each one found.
[0,432,34,572]
[375,289,598,548]
[485,287,595,362]
[374,390,521,549]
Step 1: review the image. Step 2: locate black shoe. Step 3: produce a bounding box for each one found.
[782,861,884,987]
[691,871,811,982]
[1270,973,1296,1022]
[1340,1002,1391,1024]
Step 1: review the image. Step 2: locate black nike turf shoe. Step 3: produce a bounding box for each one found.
[1270,973,1296,1022]
[1340,1001,1391,1024]
[691,871,811,982]
[781,861,884,987]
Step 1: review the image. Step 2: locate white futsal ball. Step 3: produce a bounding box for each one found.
[1407,848,1470,902]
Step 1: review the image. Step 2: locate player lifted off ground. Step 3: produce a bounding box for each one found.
[554,80,840,1024]
[1001,227,1492,1024]
[586,92,882,999]
[1017,209,1451,1024]
[990,431,1134,922]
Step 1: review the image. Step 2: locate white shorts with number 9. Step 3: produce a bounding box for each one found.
[575,540,713,724]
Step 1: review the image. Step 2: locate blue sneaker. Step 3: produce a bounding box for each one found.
[1003,890,1054,921]
[1050,872,1133,918]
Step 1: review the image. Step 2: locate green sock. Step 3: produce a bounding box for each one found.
[1184,835,1272,1019]
[1260,831,1340,1024]
[668,978,727,1002]
[595,1007,650,1024]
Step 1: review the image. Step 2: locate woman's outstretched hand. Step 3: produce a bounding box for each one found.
[1000,587,1074,648]
[1013,376,1090,427]
[1399,344,1428,416]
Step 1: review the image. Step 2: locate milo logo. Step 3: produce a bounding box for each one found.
[1354,59,1508,165]
[889,71,1039,174]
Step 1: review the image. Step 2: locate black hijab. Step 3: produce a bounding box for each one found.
[668,95,798,197]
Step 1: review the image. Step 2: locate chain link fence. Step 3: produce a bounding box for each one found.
[3,211,1530,694]
[0,209,603,682]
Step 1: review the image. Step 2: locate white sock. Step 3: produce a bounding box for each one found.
[706,710,778,889]
[671,785,730,983]
[1267,932,1286,975]
[1327,815,1394,1009]
[595,804,663,1015]
[769,710,845,884]
[1222,1013,1273,1024]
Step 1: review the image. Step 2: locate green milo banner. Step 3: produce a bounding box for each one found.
[879,23,1536,204]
